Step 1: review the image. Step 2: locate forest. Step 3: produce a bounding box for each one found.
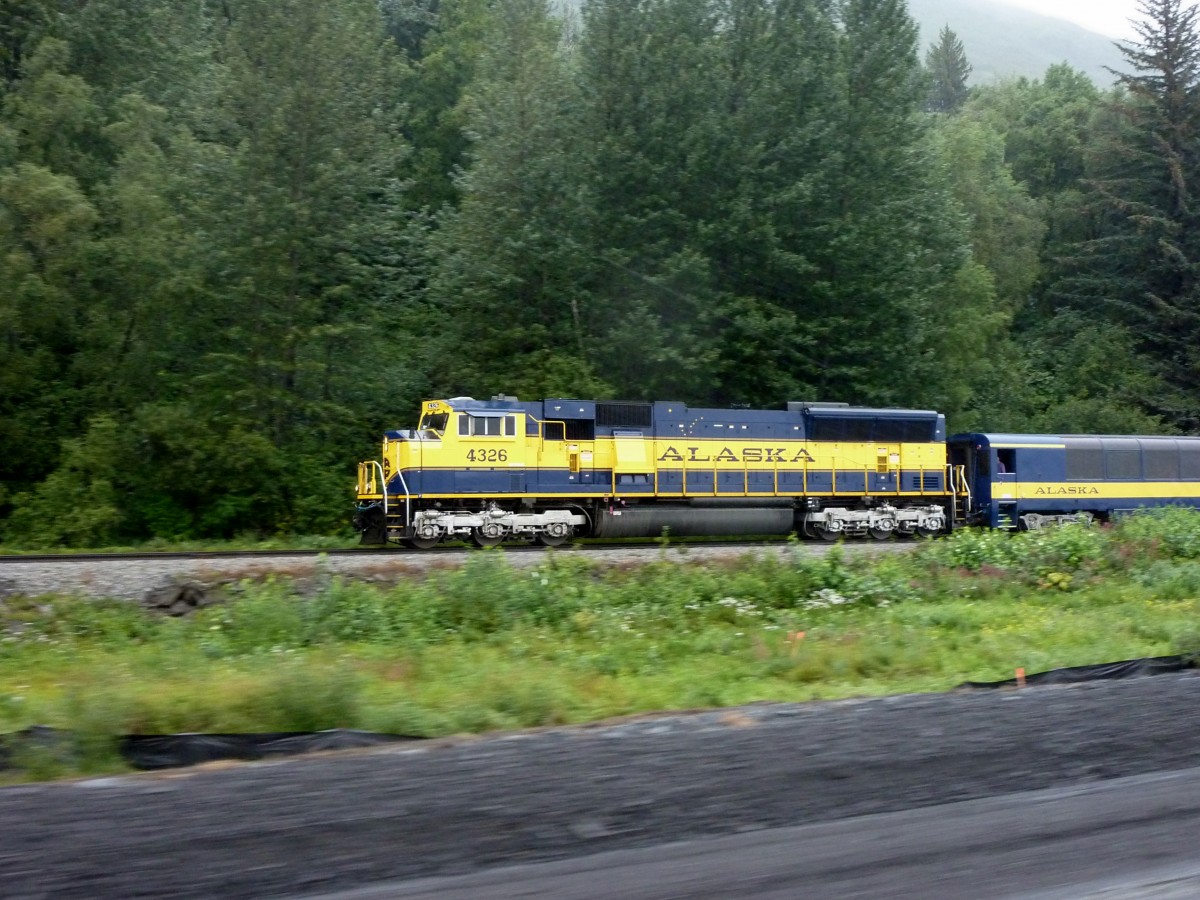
[0,0,1198,546]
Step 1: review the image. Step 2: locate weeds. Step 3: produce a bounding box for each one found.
[5,511,1200,779]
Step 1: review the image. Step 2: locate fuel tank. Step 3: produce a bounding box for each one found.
[592,500,795,538]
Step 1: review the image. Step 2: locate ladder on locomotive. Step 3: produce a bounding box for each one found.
[949,463,971,526]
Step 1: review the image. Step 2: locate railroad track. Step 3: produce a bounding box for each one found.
[0,537,817,565]
[0,539,917,601]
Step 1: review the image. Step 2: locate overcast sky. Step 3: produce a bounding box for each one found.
[993,0,1147,40]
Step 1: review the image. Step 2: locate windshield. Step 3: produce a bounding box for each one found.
[419,412,448,433]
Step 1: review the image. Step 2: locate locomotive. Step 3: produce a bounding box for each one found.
[354,395,956,547]
[354,395,1200,547]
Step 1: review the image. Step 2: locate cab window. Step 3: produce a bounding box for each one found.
[458,414,515,437]
[419,413,448,433]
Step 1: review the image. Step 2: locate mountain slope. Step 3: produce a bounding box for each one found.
[908,0,1126,84]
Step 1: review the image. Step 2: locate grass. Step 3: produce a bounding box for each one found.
[3,508,1200,780]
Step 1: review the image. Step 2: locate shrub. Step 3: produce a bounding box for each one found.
[924,527,1021,572]
[1114,507,1200,561]
[194,579,309,655]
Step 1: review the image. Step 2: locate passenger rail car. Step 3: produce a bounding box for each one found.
[950,433,1200,530]
[354,396,960,547]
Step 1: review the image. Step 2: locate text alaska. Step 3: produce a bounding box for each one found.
[656,446,816,463]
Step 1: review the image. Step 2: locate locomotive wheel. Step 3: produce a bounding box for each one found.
[534,531,570,547]
[405,535,441,550]
[817,526,840,542]
[914,525,939,539]
[472,528,505,548]
[868,527,893,541]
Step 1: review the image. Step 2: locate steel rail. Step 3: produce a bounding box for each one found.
[0,535,888,565]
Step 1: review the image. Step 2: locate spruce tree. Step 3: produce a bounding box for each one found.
[808,0,972,408]
[924,25,972,113]
[140,0,414,535]
[430,0,605,398]
[1051,0,1200,427]
[576,0,726,399]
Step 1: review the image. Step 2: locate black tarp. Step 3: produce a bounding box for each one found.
[4,656,1197,773]
[960,655,1196,689]
[119,730,420,769]
[0,728,420,772]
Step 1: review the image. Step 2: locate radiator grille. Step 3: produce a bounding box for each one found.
[596,402,652,428]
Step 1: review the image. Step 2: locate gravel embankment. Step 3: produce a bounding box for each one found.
[0,543,880,605]
[1,674,1199,898]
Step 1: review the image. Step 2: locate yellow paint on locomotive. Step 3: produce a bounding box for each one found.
[356,402,949,501]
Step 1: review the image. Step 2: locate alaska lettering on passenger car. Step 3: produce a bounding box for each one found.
[1034,486,1101,496]
[657,446,816,463]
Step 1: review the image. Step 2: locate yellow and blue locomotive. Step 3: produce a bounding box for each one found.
[354,395,959,547]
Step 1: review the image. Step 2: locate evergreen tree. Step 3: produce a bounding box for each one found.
[152,0,414,535]
[576,0,726,399]
[804,0,972,409]
[703,0,844,404]
[386,0,494,212]
[0,36,104,513]
[924,24,971,113]
[0,161,98,496]
[1050,0,1200,427]
[431,0,605,398]
[0,0,55,90]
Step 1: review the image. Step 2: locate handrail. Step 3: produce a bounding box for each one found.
[370,460,389,519]
[948,463,971,523]
[395,465,411,529]
[526,415,567,452]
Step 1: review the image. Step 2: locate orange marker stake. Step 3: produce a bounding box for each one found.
[1016,667,1026,689]
[787,631,806,657]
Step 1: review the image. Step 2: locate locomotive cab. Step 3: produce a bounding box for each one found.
[355,396,584,547]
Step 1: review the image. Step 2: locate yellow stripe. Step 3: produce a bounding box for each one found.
[990,443,1066,449]
[998,482,1200,500]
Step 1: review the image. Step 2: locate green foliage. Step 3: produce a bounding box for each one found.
[7,521,1200,779]
[924,522,1106,584]
[0,0,1197,546]
[1044,1,1200,428]
[1022,312,1174,434]
[429,0,605,398]
[3,416,125,547]
[1113,506,1200,560]
[0,0,55,89]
